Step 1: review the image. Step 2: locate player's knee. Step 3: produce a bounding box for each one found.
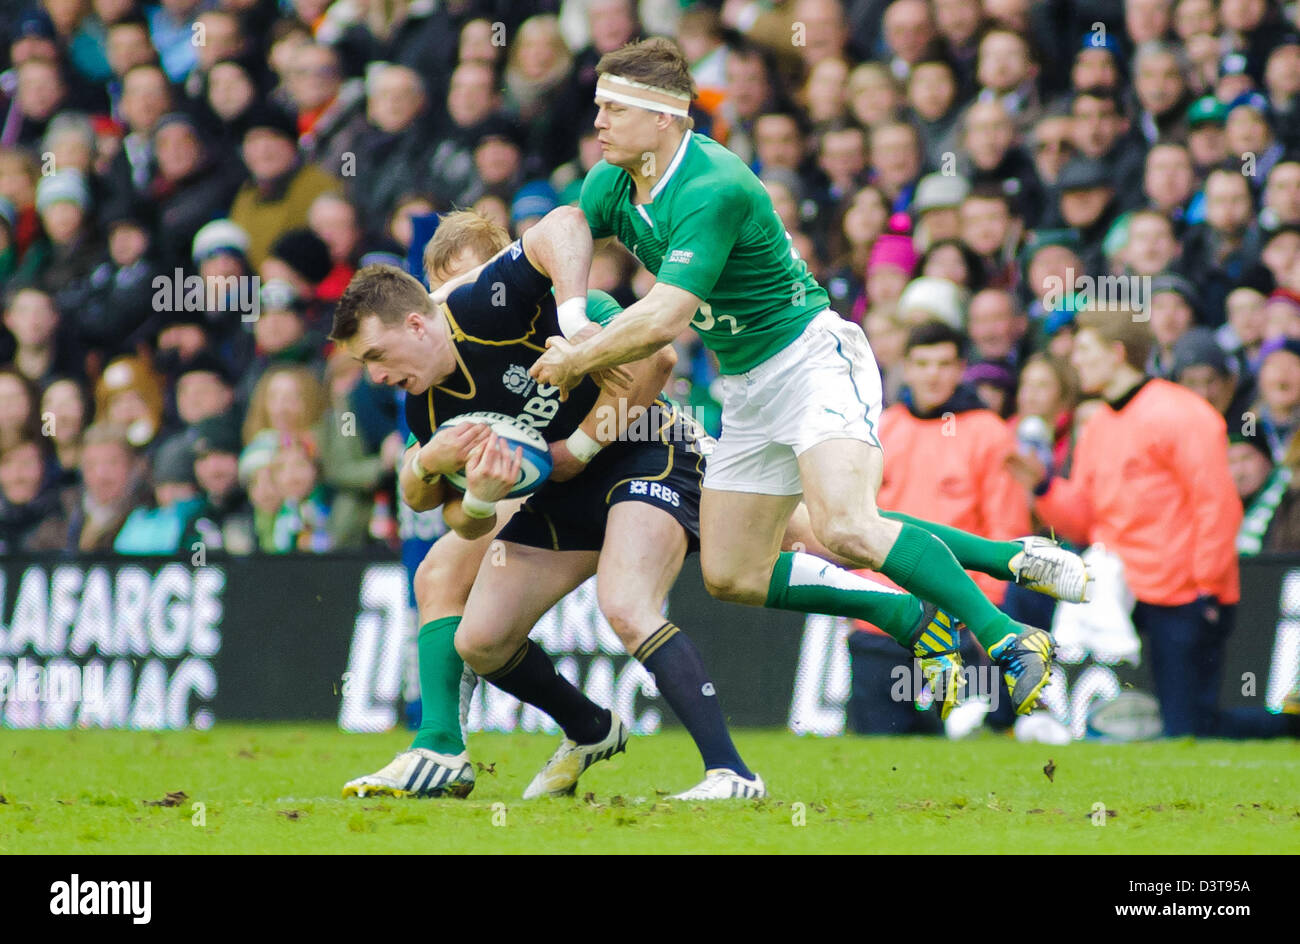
[452,625,475,662]
[415,551,470,615]
[701,564,767,606]
[596,591,651,645]
[453,623,500,671]
[813,514,886,569]
[413,555,441,611]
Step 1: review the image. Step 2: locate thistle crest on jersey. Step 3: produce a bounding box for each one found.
[502,364,531,395]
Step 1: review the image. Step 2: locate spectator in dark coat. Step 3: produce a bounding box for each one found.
[346,64,430,225]
[182,8,253,106]
[101,63,174,216]
[905,57,964,170]
[188,414,257,555]
[1054,156,1121,275]
[5,57,71,150]
[102,15,161,120]
[156,349,238,449]
[189,218,257,372]
[1263,35,1300,152]
[1067,86,1148,212]
[79,203,161,367]
[199,57,262,148]
[1177,167,1263,327]
[149,113,244,271]
[960,99,1046,228]
[32,170,102,320]
[288,42,367,175]
[1173,327,1255,435]
[545,0,639,168]
[2,286,82,389]
[1131,39,1194,146]
[1225,94,1286,195]
[423,62,512,209]
[377,0,461,103]
[0,438,68,553]
[261,227,334,333]
[40,376,92,487]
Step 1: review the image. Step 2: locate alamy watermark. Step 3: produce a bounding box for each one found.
[1042,268,1151,321]
[592,400,712,445]
[50,875,151,924]
[1,658,106,707]
[152,270,261,322]
[890,660,1002,711]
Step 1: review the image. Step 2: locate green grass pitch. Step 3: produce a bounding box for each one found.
[2,725,1298,854]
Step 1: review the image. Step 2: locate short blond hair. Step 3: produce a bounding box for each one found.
[1076,310,1155,371]
[422,210,511,283]
[82,422,133,451]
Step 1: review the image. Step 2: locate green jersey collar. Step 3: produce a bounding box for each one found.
[650,129,693,201]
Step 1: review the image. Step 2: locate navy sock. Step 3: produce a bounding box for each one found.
[634,622,753,779]
[482,640,610,744]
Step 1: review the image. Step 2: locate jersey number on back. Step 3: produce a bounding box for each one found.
[690,302,746,335]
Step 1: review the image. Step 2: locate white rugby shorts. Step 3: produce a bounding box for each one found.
[703,309,884,496]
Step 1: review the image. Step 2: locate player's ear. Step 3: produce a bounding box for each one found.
[406,311,425,337]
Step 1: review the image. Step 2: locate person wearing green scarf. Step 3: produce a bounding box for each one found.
[1233,429,1295,556]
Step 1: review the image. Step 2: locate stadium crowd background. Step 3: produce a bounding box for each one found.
[0,0,1298,630]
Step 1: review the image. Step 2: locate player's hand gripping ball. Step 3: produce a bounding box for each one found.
[436,411,553,497]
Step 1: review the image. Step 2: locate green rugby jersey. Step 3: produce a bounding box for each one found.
[580,131,829,373]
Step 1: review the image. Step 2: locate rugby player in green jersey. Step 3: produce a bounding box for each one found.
[532,38,1091,716]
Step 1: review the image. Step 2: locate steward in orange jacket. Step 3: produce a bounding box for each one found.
[1005,311,1297,739]
[1032,375,1241,606]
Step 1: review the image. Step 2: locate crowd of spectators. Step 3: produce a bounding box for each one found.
[0,0,1298,573]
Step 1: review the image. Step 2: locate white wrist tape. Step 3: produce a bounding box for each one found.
[409,452,440,485]
[460,489,498,519]
[555,296,590,338]
[566,428,603,463]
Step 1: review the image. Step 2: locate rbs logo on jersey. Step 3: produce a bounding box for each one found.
[503,364,561,431]
[628,480,680,507]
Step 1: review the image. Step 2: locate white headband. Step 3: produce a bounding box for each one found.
[595,74,691,118]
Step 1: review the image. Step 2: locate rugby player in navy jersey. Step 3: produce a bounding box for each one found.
[333,207,766,799]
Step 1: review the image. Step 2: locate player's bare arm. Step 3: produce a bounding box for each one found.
[518,206,592,311]
[530,282,699,397]
[517,213,644,393]
[550,325,677,481]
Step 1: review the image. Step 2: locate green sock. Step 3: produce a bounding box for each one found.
[410,616,467,755]
[879,523,1017,653]
[881,511,1021,580]
[764,551,923,646]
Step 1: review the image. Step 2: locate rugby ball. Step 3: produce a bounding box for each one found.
[436,411,553,497]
